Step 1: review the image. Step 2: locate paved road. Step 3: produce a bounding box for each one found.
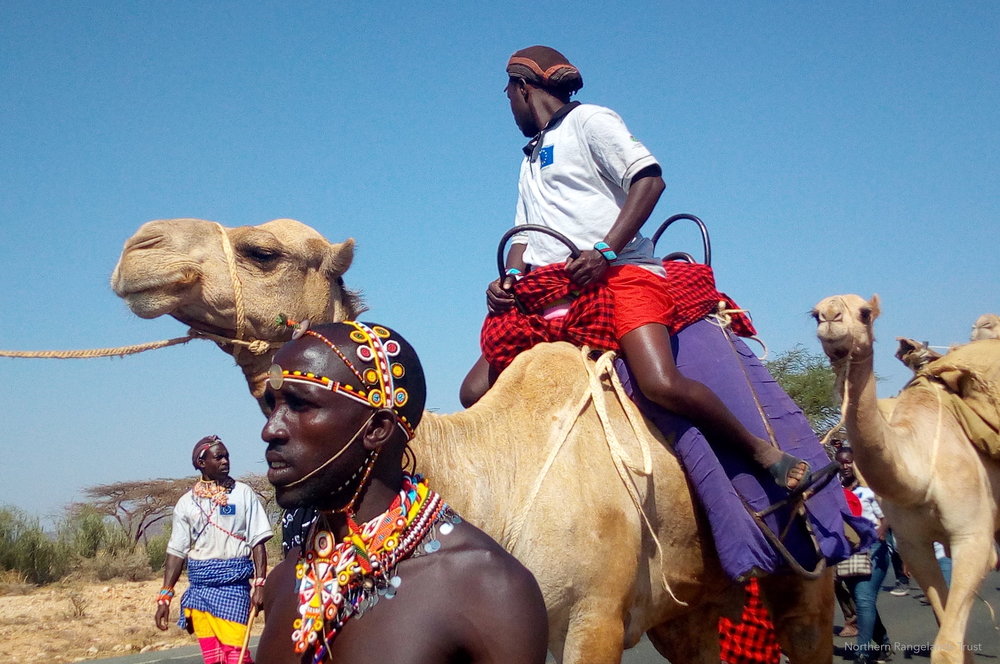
[94,572,999,663]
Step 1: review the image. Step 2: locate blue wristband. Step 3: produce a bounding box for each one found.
[505,268,522,277]
[594,242,617,261]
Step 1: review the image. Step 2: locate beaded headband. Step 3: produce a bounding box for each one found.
[271,317,415,440]
[192,435,223,467]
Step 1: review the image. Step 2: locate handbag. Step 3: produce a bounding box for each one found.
[836,550,873,577]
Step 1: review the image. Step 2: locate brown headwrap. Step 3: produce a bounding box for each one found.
[192,435,222,468]
[506,45,583,94]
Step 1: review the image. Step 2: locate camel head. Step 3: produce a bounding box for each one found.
[970,313,1000,341]
[811,294,881,364]
[111,218,365,401]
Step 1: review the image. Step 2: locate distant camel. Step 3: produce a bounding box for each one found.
[112,217,836,663]
[813,294,1000,664]
[896,313,1000,372]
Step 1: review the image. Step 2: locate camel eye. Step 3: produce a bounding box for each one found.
[859,307,872,323]
[244,245,282,264]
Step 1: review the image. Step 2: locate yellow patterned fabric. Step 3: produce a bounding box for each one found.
[912,339,1000,460]
[186,607,252,663]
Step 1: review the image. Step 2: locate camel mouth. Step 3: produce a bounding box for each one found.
[119,289,187,320]
[172,314,238,341]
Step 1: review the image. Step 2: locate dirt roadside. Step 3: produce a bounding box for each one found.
[0,578,264,664]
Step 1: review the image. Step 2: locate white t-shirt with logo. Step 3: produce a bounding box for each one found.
[511,103,661,269]
[166,481,273,561]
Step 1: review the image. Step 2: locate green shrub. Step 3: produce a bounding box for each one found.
[0,506,71,584]
[86,549,153,582]
[145,529,170,572]
[102,522,136,556]
[73,510,108,559]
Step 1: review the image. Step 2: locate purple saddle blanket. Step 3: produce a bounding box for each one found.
[616,319,861,580]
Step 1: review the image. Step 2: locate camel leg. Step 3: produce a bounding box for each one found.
[759,569,835,664]
[927,534,995,664]
[646,605,723,664]
[557,608,629,664]
[893,536,948,624]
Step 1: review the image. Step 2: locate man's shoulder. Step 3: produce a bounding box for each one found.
[567,102,624,126]
[427,521,541,597]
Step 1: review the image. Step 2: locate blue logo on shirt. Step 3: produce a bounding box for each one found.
[219,504,236,516]
[539,145,554,168]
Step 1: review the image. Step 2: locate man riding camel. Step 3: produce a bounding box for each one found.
[460,44,810,492]
[257,320,548,663]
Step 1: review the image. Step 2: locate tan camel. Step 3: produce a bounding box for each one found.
[970,314,1000,342]
[896,313,1000,373]
[113,218,834,663]
[812,294,1000,664]
[111,218,364,399]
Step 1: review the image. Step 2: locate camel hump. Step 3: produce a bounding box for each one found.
[922,338,1000,393]
[917,338,1000,459]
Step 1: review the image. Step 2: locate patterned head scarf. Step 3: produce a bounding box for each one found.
[192,435,223,468]
[270,318,426,440]
[506,45,583,95]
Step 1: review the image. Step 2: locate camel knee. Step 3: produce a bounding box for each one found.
[560,620,626,664]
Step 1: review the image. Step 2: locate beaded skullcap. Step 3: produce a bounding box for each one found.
[506,45,583,94]
[270,317,417,440]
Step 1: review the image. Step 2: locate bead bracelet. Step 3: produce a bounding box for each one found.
[594,241,617,261]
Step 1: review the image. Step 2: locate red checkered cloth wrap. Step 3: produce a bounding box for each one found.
[481,263,617,372]
[480,260,757,373]
[662,260,756,338]
[718,578,782,664]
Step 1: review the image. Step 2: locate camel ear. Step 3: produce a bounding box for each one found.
[869,294,881,320]
[320,238,355,277]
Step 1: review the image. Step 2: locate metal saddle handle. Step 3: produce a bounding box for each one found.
[496,224,582,281]
[496,225,582,314]
[651,213,712,266]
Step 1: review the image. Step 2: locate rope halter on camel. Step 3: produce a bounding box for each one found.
[0,223,281,361]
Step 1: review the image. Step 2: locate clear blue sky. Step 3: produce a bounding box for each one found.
[2,2,997,523]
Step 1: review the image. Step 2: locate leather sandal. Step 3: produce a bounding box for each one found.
[766,452,812,493]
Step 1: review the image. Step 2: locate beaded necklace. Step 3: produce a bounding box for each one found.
[192,478,232,506]
[292,474,460,662]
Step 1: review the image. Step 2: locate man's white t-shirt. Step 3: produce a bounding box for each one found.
[166,481,273,561]
[511,103,660,268]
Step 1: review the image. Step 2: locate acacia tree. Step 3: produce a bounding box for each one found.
[75,478,190,546]
[765,344,841,435]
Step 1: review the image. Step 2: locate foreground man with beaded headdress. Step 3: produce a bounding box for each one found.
[256,320,548,663]
[155,435,273,664]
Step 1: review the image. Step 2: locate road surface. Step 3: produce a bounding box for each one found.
[94,571,999,663]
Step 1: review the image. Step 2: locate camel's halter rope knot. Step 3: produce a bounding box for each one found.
[506,346,686,606]
[0,223,281,361]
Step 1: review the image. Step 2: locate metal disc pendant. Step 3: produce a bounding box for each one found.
[424,539,441,554]
[439,522,454,535]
